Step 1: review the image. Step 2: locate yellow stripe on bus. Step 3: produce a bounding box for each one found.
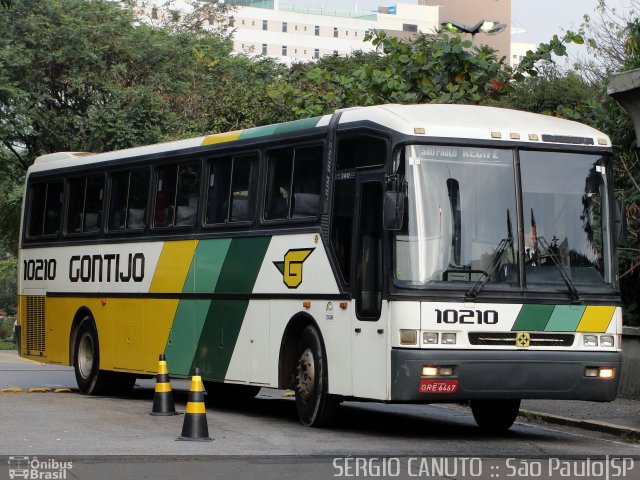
[576,306,616,333]
[201,131,242,146]
[149,240,198,293]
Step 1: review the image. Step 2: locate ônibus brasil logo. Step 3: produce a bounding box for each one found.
[273,248,315,289]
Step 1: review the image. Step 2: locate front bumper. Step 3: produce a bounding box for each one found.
[391,348,621,402]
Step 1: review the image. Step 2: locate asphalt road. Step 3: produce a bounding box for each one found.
[1,351,639,479]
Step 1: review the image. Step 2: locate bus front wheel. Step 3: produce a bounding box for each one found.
[294,325,339,427]
[73,318,112,395]
[470,399,521,432]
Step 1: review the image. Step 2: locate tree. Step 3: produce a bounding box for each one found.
[0,0,286,252]
[268,29,584,118]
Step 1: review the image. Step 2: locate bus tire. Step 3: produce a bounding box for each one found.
[73,317,111,395]
[470,399,521,432]
[294,325,339,427]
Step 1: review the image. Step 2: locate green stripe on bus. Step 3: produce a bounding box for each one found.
[544,305,586,332]
[192,236,271,379]
[239,117,321,140]
[214,236,271,293]
[512,304,555,331]
[185,238,233,293]
[165,239,233,375]
[166,300,211,376]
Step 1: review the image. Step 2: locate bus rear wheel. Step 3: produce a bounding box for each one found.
[73,317,112,395]
[294,325,339,427]
[470,399,521,432]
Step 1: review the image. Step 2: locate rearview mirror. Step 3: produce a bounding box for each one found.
[383,190,405,231]
[614,195,628,247]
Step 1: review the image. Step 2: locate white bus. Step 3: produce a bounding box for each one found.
[17,104,623,430]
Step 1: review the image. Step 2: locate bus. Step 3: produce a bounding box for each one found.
[16,104,623,431]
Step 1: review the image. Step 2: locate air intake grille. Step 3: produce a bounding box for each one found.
[468,332,574,347]
[25,296,46,353]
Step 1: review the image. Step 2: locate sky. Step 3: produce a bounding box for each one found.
[286,0,636,62]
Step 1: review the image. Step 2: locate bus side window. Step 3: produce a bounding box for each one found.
[28,183,63,237]
[356,182,383,320]
[175,164,200,227]
[291,146,322,218]
[66,175,104,234]
[43,182,63,236]
[154,165,176,228]
[264,145,323,221]
[229,155,257,222]
[206,154,257,225]
[108,168,149,231]
[27,183,47,237]
[127,168,149,229]
[108,171,129,231]
[336,135,386,170]
[264,148,293,220]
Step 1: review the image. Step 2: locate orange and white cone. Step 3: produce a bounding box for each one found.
[177,368,212,441]
[150,354,179,416]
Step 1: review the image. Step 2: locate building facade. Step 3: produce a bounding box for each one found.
[228,1,439,63]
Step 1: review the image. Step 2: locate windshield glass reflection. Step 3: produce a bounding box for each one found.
[395,145,518,287]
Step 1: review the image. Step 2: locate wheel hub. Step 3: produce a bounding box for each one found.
[296,348,315,401]
[78,333,94,379]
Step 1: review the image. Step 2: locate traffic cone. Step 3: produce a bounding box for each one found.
[176,368,212,441]
[150,354,179,416]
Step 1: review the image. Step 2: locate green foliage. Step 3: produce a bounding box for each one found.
[0,258,17,318]
[268,29,584,118]
[0,0,243,167]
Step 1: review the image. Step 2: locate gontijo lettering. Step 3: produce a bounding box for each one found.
[69,253,145,283]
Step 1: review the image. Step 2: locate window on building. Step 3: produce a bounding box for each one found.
[314,48,320,59]
[315,25,320,36]
[262,43,267,55]
[262,19,268,30]
[333,27,338,37]
[282,45,287,56]
[282,21,287,32]
[264,146,323,221]
[402,23,418,32]
[151,7,158,19]
[228,16,234,27]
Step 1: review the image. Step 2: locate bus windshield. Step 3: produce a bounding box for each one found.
[394,145,613,292]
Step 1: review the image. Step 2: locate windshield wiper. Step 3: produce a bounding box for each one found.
[536,235,580,302]
[466,210,514,300]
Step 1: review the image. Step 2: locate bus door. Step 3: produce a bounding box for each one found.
[350,178,388,400]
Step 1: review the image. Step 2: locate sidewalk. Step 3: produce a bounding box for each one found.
[520,397,640,439]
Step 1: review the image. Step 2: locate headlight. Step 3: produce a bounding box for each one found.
[423,332,439,344]
[583,335,598,347]
[441,333,457,345]
[600,335,615,348]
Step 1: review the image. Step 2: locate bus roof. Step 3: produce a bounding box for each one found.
[30,104,610,173]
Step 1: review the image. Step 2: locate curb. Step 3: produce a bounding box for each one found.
[520,409,640,440]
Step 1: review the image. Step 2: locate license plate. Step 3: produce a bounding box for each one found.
[418,380,458,394]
